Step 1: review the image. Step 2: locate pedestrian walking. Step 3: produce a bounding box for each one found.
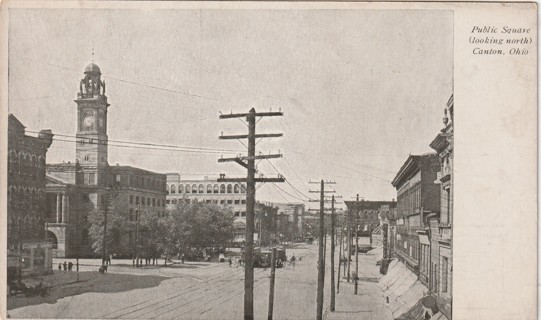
[58,263,62,272]
[68,262,73,271]
[228,257,232,267]
[63,261,67,271]
[291,255,296,268]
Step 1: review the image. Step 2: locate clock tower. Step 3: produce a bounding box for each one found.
[75,63,109,186]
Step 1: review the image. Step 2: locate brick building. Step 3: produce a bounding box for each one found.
[428,95,453,318]
[45,63,166,258]
[391,153,440,282]
[8,114,54,275]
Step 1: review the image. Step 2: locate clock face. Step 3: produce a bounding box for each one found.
[82,115,95,129]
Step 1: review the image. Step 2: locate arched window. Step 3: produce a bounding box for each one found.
[192,184,198,194]
[199,184,204,193]
[179,184,184,193]
[170,184,176,194]
[234,184,240,193]
[185,184,191,193]
[227,184,233,193]
[214,184,219,193]
[241,184,246,193]
[207,184,212,193]
[220,184,226,193]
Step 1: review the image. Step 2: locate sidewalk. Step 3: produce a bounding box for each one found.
[324,277,393,320]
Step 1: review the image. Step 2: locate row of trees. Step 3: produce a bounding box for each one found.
[88,195,235,262]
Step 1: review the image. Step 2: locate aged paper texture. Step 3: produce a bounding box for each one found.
[0,1,537,320]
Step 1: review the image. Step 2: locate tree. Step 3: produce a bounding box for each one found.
[161,202,235,261]
[88,192,130,257]
[138,211,165,262]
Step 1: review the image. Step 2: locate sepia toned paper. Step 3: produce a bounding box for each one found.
[0,1,537,320]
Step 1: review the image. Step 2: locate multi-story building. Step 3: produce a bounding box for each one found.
[45,62,166,258]
[428,95,453,318]
[165,174,247,217]
[8,114,54,275]
[344,200,397,252]
[391,153,440,282]
[272,203,305,242]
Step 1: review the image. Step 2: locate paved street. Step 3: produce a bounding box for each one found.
[8,241,391,320]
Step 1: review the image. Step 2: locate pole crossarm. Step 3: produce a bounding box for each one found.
[218,177,285,183]
[220,111,284,119]
[309,190,336,193]
[219,154,282,162]
[220,133,283,140]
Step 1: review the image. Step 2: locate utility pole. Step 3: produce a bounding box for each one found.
[347,208,351,282]
[268,247,277,320]
[308,180,340,320]
[135,205,140,267]
[218,108,284,320]
[338,227,342,294]
[316,180,325,320]
[354,194,360,295]
[102,190,108,266]
[330,195,336,311]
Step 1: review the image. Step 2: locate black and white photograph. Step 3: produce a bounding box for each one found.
[2,2,536,320]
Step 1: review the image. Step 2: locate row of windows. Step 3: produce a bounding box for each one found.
[167,183,246,195]
[115,174,165,191]
[397,183,421,217]
[166,199,246,205]
[8,149,46,177]
[129,195,165,207]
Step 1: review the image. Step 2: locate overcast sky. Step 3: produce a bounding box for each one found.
[8,8,453,208]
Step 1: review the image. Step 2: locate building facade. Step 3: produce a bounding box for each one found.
[428,95,453,318]
[391,153,441,283]
[8,114,54,275]
[166,174,247,216]
[45,63,166,258]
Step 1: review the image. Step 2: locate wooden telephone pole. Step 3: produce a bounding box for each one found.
[308,181,339,320]
[330,195,336,311]
[219,108,284,320]
[354,194,360,294]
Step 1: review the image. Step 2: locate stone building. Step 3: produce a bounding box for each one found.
[8,114,54,275]
[45,62,166,258]
[428,95,453,318]
[391,153,441,284]
[165,174,247,216]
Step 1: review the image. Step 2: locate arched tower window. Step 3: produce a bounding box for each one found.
[185,184,191,193]
[234,184,240,193]
[227,184,233,193]
[199,184,204,193]
[170,184,176,194]
[207,184,212,193]
[179,184,184,193]
[220,184,226,193]
[192,184,198,194]
[214,184,219,193]
[241,184,246,193]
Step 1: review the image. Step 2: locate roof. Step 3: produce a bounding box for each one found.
[8,114,25,130]
[344,200,396,211]
[108,165,165,177]
[84,63,101,74]
[391,153,437,188]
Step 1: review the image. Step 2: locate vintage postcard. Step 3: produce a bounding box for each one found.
[0,1,536,320]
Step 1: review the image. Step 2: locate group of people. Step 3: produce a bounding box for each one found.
[227,254,299,269]
[228,257,244,268]
[58,261,75,272]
